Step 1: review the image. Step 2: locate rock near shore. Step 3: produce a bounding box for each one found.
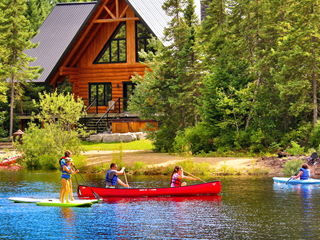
[88,132,147,143]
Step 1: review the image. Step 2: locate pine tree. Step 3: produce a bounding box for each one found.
[0,0,42,138]
[129,0,201,151]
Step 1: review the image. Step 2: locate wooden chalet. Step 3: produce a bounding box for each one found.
[25,0,201,133]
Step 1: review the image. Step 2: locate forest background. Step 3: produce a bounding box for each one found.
[1,0,320,161]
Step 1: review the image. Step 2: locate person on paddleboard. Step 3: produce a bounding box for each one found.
[171,166,199,187]
[106,163,129,188]
[61,158,79,203]
[291,163,310,180]
[59,151,75,201]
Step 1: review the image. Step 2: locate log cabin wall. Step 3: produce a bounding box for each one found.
[71,2,148,113]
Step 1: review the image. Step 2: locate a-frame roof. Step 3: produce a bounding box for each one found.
[26,0,201,83]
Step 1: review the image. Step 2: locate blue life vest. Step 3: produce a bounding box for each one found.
[106,169,118,185]
[61,165,71,179]
[59,157,67,171]
[300,168,310,180]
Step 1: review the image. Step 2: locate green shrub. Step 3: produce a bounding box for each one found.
[131,161,147,174]
[309,122,320,149]
[15,123,84,169]
[173,123,214,154]
[281,159,304,176]
[286,141,305,156]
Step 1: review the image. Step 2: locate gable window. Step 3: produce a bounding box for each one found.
[94,23,126,63]
[89,83,112,106]
[136,21,153,62]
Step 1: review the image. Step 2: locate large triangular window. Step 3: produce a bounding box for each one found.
[94,22,127,63]
[136,21,154,62]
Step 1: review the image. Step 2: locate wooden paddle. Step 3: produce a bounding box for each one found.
[73,164,100,201]
[183,170,206,183]
[124,169,129,187]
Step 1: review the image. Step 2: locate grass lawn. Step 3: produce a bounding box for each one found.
[81,139,154,151]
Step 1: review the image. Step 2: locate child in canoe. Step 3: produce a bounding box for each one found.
[171,165,199,187]
[61,158,79,203]
[291,163,310,180]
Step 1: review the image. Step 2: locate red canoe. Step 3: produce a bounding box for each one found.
[77,181,221,199]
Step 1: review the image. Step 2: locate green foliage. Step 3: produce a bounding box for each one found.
[174,123,214,154]
[16,122,84,169]
[128,0,201,152]
[286,141,305,156]
[130,161,147,175]
[16,92,86,169]
[0,0,43,137]
[309,122,320,149]
[111,142,127,169]
[281,159,304,176]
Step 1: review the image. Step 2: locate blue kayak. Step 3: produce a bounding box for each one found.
[273,177,320,184]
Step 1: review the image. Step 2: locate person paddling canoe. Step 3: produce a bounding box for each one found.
[61,158,79,203]
[291,163,310,180]
[171,166,199,187]
[106,163,130,188]
[59,150,76,201]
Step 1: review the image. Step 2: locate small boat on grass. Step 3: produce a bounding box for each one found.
[273,177,320,185]
[77,181,221,199]
[0,155,21,166]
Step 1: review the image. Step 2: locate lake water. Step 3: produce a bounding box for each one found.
[1,170,320,239]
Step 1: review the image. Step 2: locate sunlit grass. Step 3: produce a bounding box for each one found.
[81,139,154,151]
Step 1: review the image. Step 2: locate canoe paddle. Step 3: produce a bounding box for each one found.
[183,170,206,183]
[123,170,129,188]
[73,164,101,201]
[286,152,318,184]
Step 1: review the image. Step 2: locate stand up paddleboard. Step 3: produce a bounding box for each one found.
[36,199,92,207]
[9,197,102,205]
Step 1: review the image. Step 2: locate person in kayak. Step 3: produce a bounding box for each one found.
[291,163,310,180]
[106,163,130,188]
[61,158,79,203]
[171,165,199,187]
[59,151,74,201]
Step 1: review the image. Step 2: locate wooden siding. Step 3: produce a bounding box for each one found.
[47,0,151,113]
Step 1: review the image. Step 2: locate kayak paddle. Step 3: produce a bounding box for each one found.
[73,164,101,201]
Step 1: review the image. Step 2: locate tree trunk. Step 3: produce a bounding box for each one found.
[9,74,15,139]
[311,4,317,127]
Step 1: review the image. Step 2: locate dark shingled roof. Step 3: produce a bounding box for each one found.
[25,2,98,83]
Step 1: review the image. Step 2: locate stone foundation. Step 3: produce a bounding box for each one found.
[88,132,147,143]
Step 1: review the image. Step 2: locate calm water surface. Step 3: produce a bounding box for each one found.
[1,170,320,239]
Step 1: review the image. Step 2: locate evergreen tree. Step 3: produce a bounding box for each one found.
[129,0,201,152]
[0,0,42,138]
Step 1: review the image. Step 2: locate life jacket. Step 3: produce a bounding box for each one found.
[61,165,72,179]
[59,157,66,171]
[300,168,310,180]
[171,173,181,187]
[106,169,118,185]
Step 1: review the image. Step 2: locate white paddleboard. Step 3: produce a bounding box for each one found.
[9,197,102,204]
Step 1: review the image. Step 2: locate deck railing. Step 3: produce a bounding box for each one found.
[96,98,121,133]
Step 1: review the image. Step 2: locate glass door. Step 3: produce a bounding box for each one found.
[89,83,112,107]
[123,82,136,112]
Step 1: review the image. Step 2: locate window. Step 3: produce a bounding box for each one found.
[89,83,112,106]
[136,21,153,62]
[94,23,126,64]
